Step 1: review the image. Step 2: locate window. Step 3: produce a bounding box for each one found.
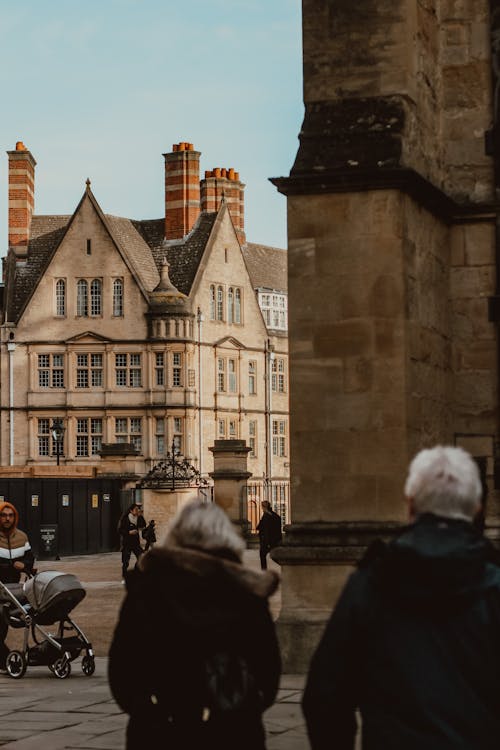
[234,288,241,324]
[228,287,234,324]
[218,418,226,438]
[173,417,183,453]
[55,280,65,317]
[259,291,287,331]
[76,418,102,457]
[90,279,102,316]
[155,353,165,386]
[229,419,237,438]
[217,358,225,392]
[155,418,165,455]
[113,279,124,317]
[37,419,50,457]
[76,353,103,388]
[115,353,142,387]
[217,285,224,321]
[272,420,287,457]
[248,361,256,395]
[210,285,216,320]
[115,417,142,451]
[38,354,64,388]
[86,239,92,255]
[272,357,287,393]
[172,352,182,387]
[249,420,257,457]
[228,359,237,393]
[77,280,88,317]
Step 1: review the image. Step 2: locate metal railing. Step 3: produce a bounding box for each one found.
[246,480,290,533]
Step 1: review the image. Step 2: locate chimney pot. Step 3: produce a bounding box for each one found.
[173,143,179,152]
[228,168,235,180]
[187,143,194,151]
[234,172,239,181]
[221,168,227,178]
[214,168,221,178]
[16,141,26,151]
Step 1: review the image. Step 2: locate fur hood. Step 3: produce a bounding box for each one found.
[138,544,279,600]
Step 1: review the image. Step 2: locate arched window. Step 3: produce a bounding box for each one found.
[217,286,224,321]
[234,288,241,323]
[113,279,124,317]
[209,285,216,320]
[77,280,88,317]
[55,279,65,317]
[90,279,102,316]
[228,287,234,324]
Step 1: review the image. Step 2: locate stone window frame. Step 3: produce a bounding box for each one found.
[272,357,287,393]
[172,352,183,388]
[259,290,287,331]
[37,353,65,389]
[113,278,124,317]
[155,417,165,456]
[90,279,102,317]
[75,417,102,457]
[114,353,142,388]
[173,416,183,453]
[272,419,287,457]
[249,419,257,457]
[55,279,66,317]
[209,285,216,320]
[114,416,142,452]
[155,352,165,387]
[75,353,103,389]
[248,360,257,395]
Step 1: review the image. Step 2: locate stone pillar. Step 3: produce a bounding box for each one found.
[209,439,251,535]
[270,0,498,671]
[142,486,196,542]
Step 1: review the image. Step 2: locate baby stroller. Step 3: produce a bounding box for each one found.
[0,571,95,679]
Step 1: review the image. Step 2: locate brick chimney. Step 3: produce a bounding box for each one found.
[200,167,245,244]
[163,142,201,240]
[7,141,36,258]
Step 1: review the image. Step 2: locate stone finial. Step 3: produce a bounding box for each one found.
[86,178,91,189]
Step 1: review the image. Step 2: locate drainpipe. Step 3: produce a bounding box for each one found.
[265,339,274,502]
[7,341,16,466]
[197,308,204,476]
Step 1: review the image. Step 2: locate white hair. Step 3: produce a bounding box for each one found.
[404,445,482,522]
[163,499,245,560]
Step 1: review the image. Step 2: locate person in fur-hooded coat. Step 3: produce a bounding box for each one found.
[109,500,281,750]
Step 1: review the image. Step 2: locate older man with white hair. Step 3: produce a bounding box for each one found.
[302,445,500,750]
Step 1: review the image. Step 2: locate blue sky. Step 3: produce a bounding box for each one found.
[0,0,303,251]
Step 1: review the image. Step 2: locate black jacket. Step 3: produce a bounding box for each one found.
[257,511,282,549]
[118,513,144,551]
[109,545,281,750]
[303,514,500,750]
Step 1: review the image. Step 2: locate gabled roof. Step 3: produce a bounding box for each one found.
[2,189,284,325]
[65,331,112,343]
[133,212,218,296]
[244,243,287,293]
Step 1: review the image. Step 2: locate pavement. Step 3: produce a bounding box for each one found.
[0,550,310,749]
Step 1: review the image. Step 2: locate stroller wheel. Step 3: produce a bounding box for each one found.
[51,657,71,679]
[6,650,27,679]
[81,654,95,676]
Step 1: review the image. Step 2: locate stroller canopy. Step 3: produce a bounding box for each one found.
[24,572,85,619]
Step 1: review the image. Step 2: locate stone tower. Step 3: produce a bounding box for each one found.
[272,0,500,671]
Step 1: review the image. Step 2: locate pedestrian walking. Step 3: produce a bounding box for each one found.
[142,519,157,550]
[302,445,500,750]
[118,503,144,580]
[256,501,282,570]
[109,499,281,750]
[0,502,34,667]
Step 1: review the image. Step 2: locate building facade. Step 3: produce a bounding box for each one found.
[272,0,500,670]
[0,141,289,521]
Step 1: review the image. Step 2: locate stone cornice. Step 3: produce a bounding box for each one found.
[270,167,498,226]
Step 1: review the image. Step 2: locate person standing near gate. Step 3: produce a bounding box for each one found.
[118,504,144,581]
[257,501,282,570]
[0,502,34,667]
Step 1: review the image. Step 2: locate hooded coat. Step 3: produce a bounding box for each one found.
[0,502,34,584]
[302,514,500,750]
[109,544,281,750]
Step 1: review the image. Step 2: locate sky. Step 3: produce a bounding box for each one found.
[0,0,303,252]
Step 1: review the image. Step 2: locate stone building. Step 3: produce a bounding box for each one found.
[272,1,500,670]
[0,141,289,534]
